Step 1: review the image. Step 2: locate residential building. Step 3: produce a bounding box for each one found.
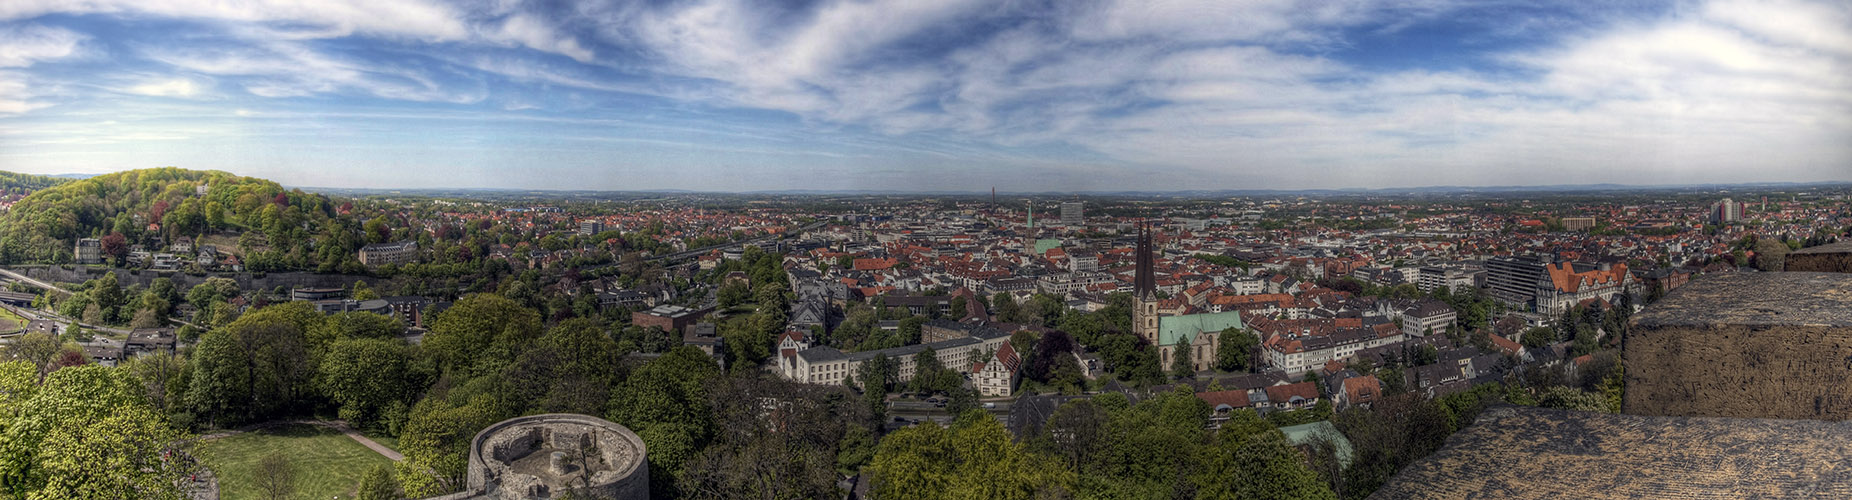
[1561,217,1595,231]
[74,238,100,264]
[358,241,419,266]
[1417,266,1479,293]
[684,323,726,369]
[1711,198,1743,224]
[1260,320,1405,377]
[973,342,1021,397]
[778,328,1011,386]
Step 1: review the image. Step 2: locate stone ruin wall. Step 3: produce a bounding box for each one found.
[1623,272,1852,421]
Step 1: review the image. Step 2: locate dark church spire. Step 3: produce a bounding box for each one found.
[1135,222,1155,298]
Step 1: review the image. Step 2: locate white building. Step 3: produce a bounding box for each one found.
[973,342,1022,397]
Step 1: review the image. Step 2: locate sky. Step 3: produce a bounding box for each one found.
[0,0,1848,192]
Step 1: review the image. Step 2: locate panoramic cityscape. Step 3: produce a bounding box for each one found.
[1,1,1851,500]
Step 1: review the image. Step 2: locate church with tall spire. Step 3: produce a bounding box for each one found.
[1131,222,1247,373]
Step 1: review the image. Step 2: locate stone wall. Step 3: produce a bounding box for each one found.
[1623,272,1852,421]
[1368,406,1852,499]
[461,413,648,500]
[1787,241,1852,274]
[8,265,387,295]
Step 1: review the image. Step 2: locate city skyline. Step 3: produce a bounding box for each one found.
[1,0,1849,191]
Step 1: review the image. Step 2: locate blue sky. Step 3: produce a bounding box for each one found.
[0,0,1848,192]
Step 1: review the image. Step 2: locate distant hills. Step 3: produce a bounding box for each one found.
[0,171,72,194]
[0,168,349,266]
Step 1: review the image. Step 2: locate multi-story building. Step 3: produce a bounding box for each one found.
[1262,322,1405,377]
[74,238,100,264]
[779,328,1011,386]
[632,304,712,333]
[1561,217,1595,231]
[973,343,1021,397]
[1711,198,1743,224]
[1485,256,1631,314]
[1485,256,1551,310]
[358,241,418,266]
[579,220,605,236]
[1060,201,1083,226]
[1417,266,1480,293]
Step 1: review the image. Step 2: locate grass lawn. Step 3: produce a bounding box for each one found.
[0,307,24,332]
[195,424,391,500]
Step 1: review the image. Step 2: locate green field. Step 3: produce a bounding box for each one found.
[194,424,391,500]
[0,307,25,332]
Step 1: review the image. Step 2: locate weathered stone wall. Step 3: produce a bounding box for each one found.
[1368,406,1852,500]
[8,265,387,294]
[1787,241,1852,273]
[461,413,648,500]
[1624,272,1852,420]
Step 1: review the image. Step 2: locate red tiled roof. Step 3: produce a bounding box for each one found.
[1197,390,1251,409]
[1265,381,1320,403]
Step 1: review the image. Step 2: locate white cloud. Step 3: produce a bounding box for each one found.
[0,24,83,67]
[0,25,83,114]
[488,13,594,63]
[0,0,470,41]
[123,77,206,97]
[145,39,485,104]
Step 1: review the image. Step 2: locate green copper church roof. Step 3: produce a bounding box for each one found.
[1279,421,1352,467]
[1157,310,1245,346]
[1034,239,1063,255]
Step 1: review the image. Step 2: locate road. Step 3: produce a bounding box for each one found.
[0,268,69,296]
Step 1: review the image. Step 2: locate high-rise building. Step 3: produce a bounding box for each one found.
[1485,256,1550,310]
[1711,198,1742,224]
[1061,201,1083,226]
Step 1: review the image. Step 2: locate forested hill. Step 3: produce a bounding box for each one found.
[0,170,69,196]
[0,167,349,265]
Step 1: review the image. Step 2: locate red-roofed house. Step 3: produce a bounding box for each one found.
[974,342,1021,397]
[1338,375,1381,409]
[1197,390,1254,428]
[1264,381,1321,411]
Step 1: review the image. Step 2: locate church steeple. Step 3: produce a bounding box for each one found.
[1135,222,1155,298]
[1132,222,1160,345]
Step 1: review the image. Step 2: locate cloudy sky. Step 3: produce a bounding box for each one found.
[0,0,1848,192]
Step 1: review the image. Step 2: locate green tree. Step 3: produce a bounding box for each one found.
[607,346,723,498]
[423,293,542,377]
[1754,237,1790,271]
[992,292,1020,323]
[352,280,381,301]
[0,364,197,500]
[91,272,124,323]
[1171,338,1194,378]
[322,337,413,429]
[867,410,1074,499]
[1216,327,1258,373]
[357,464,400,500]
